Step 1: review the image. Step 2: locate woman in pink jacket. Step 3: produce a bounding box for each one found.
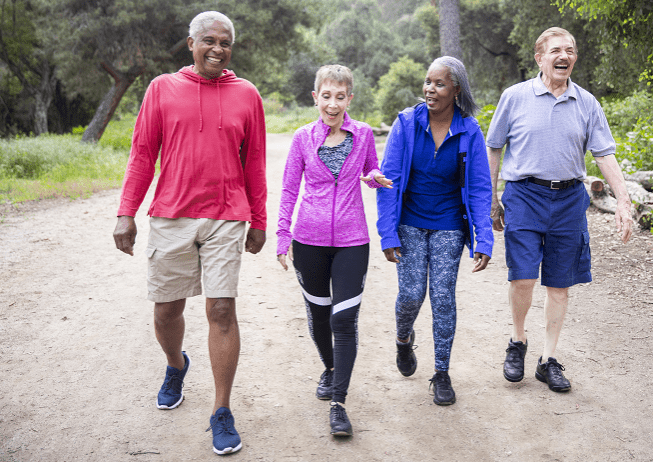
[277,65,392,437]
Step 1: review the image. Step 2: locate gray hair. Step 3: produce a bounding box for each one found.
[428,56,479,118]
[189,11,235,44]
[314,65,354,96]
[534,27,576,55]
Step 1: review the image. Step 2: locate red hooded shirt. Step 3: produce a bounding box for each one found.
[118,66,267,230]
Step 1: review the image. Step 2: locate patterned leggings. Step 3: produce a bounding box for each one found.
[292,240,369,403]
[395,225,465,372]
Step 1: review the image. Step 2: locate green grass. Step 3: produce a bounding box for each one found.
[0,133,128,204]
[265,106,318,133]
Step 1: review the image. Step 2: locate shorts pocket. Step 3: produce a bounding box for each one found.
[577,231,591,273]
[146,244,159,289]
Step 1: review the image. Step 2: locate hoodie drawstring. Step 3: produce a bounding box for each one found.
[197,77,223,131]
[197,79,203,132]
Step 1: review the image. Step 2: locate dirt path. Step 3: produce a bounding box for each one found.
[1,133,652,461]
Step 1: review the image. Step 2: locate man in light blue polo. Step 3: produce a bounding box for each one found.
[486,27,633,392]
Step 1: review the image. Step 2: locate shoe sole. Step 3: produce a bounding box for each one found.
[535,371,571,392]
[503,370,524,383]
[433,396,456,406]
[316,392,332,400]
[331,429,353,437]
[213,442,242,455]
[398,362,417,377]
[156,394,184,410]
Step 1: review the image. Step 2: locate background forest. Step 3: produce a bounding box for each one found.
[0,0,651,203]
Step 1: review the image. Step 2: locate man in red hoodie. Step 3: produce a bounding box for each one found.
[112,11,266,455]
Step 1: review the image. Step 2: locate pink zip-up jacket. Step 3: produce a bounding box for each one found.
[276,113,382,255]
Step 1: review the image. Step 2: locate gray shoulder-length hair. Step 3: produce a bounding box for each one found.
[428,56,479,118]
[189,11,235,44]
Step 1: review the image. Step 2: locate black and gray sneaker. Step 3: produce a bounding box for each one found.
[535,357,571,392]
[316,369,334,400]
[329,402,353,436]
[429,370,456,405]
[396,331,417,377]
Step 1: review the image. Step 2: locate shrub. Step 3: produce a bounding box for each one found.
[375,57,426,125]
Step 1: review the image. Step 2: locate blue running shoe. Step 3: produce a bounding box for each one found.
[206,407,242,455]
[156,351,190,410]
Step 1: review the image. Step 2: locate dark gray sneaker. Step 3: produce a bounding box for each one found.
[329,402,353,436]
[429,370,456,405]
[396,331,417,377]
[503,338,528,382]
[536,357,571,392]
[316,369,333,400]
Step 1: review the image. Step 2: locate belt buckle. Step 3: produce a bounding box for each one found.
[550,180,563,189]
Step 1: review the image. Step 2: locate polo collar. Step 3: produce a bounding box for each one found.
[533,72,578,100]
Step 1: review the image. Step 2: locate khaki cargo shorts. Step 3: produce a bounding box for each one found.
[146,217,246,303]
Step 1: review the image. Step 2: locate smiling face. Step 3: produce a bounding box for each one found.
[312,79,353,131]
[187,21,233,80]
[423,65,460,117]
[535,35,577,89]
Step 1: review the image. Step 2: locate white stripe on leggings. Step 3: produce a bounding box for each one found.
[302,289,331,306]
[333,293,363,315]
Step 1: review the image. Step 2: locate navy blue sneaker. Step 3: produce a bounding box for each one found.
[156,351,190,410]
[206,407,242,455]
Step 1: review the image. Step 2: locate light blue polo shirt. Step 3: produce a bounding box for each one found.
[486,72,615,182]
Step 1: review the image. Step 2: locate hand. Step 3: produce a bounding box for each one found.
[277,245,293,271]
[472,252,490,272]
[491,197,505,231]
[113,216,137,256]
[383,247,401,263]
[360,173,393,189]
[245,228,266,254]
[615,200,633,244]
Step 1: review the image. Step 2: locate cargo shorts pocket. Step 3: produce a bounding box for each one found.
[577,231,591,273]
[146,244,159,289]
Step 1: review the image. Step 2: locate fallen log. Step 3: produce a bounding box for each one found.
[584,176,653,229]
[624,171,653,191]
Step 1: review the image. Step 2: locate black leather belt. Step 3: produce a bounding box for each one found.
[526,177,579,190]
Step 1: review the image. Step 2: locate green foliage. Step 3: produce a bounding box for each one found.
[476,104,496,137]
[0,134,128,202]
[614,119,653,173]
[375,57,426,125]
[98,114,136,151]
[348,69,376,121]
[600,91,653,139]
[598,91,653,173]
[555,0,653,89]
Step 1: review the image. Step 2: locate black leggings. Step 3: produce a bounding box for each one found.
[292,240,369,403]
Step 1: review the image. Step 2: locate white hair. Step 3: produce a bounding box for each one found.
[189,11,235,44]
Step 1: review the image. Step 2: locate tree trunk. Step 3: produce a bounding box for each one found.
[81,63,143,143]
[434,0,462,59]
[32,60,57,135]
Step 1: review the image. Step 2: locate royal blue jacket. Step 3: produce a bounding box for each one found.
[376,103,493,258]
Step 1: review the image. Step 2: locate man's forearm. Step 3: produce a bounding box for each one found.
[595,154,631,205]
[487,147,503,196]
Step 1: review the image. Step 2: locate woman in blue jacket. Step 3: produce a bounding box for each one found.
[376,56,493,405]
